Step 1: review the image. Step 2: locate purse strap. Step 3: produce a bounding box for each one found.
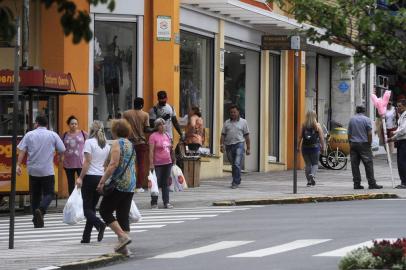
[111,145,135,184]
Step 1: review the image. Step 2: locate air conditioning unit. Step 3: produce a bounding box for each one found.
[377,75,389,89]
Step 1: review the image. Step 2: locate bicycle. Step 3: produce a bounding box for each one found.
[319,125,349,170]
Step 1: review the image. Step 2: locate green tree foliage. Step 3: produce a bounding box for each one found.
[0,0,115,44]
[270,0,406,79]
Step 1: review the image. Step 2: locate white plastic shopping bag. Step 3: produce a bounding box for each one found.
[63,187,85,225]
[172,165,188,190]
[148,170,159,195]
[129,200,142,223]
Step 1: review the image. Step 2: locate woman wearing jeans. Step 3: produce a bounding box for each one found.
[62,115,87,195]
[76,121,110,243]
[97,119,136,256]
[298,111,325,187]
[149,118,174,209]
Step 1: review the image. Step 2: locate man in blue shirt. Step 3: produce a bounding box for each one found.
[348,105,382,189]
[17,115,65,228]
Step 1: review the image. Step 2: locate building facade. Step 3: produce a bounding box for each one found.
[0,0,373,196]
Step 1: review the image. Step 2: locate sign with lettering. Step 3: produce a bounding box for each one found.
[261,35,306,50]
[0,70,71,90]
[157,16,171,41]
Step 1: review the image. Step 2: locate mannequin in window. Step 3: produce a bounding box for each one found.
[102,35,123,119]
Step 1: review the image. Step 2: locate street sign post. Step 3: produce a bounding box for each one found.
[262,35,302,194]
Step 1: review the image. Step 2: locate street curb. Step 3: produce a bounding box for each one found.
[212,193,398,206]
[55,253,127,270]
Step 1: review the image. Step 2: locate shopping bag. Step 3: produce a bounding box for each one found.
[148,170,159,195]
[172,165,188,190]
[171,167,183,192]
[129,200,142,223]
[63,187,85,225]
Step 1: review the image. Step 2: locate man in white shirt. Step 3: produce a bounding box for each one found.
[388,99,406,188]
[17,115,65,228]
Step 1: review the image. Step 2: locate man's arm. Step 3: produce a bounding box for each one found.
[171,116,183,137]
[220,134,225,153]
[244,134,251,155]
[368,130,372,145]
[16,150,26,176]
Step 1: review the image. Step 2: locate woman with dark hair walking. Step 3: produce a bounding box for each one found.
[62,115,87,195]
[76,121,110,243]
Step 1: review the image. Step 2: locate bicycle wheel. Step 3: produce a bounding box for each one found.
[319,154,330,169]
[327,150,347,170]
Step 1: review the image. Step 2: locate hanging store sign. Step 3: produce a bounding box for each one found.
[261,35,306,50]
[157,16,172,41]
[0,70,71,90]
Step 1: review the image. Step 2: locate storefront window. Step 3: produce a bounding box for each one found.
[93,21,136,138]
[269,54,281,160]
[180,31,214,149]
[0,96,26,135]
[224,45,246,119]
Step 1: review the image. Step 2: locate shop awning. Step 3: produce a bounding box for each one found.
[0,69,93,95]
[182,0,355,56]
[181,0,302,33]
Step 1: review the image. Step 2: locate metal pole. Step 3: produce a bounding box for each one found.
[9,16,20,249]
[293,50,299,194]
[22,0,29,68]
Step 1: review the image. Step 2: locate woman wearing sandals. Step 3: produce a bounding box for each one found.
[97,119,136,256]
[75,121,110,243]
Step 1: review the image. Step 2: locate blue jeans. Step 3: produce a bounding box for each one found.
[302,150,320,182]
[226,142,244,186]
[29,175,54,215]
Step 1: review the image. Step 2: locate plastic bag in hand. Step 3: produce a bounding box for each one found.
[148,170,159,195]
[63,187,85,225]
[129,200,142,223]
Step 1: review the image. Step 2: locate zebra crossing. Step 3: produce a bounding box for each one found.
[150,238,398,259]
[0,206,256,244]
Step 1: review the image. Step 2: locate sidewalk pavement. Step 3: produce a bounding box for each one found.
[1,153,404,270]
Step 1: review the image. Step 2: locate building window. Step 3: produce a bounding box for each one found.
[93,21,136,138]
[180,31,214,150]
[269,53,281,161]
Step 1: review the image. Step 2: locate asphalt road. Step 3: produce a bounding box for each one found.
[100,200,406,270]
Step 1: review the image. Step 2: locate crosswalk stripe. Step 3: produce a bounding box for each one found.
[0,224,165,237]
[0,230,147,241]
[314,238,397,257]
[229,239,331,258]
[152,241,253,259]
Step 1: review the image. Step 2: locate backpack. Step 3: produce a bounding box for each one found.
[302,127,319,146]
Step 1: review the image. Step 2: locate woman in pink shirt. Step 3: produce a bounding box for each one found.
[149,118,174,209]
[62,115,87,195]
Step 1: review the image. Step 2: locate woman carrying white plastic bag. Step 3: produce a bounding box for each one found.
[63,187,85,225]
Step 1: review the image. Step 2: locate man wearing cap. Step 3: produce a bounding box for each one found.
[149,90,183,140]
[388,99,406,188]
[348,105,382,190]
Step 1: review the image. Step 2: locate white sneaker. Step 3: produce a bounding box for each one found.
[135,188,145,193]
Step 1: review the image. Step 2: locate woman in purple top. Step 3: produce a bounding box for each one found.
[62,115,88,195]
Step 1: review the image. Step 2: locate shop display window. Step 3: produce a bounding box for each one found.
[93,21,136,138]
[180,31,214,150]
[268,54,281,161]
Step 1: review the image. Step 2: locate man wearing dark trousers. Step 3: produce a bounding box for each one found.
[348,105,383,190]
[17,115,65,228]
[388,99,406,188]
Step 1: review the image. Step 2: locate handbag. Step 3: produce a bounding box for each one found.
[102,147,135,196]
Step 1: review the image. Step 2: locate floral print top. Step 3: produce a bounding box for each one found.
[111,138,136,193]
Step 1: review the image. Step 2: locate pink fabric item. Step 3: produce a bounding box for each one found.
[371,90,392,116]
[149,132,172,166]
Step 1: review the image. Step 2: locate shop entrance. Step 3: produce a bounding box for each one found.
[223,44,260,172]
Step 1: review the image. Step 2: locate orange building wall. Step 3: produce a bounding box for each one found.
[40,1,90,197]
